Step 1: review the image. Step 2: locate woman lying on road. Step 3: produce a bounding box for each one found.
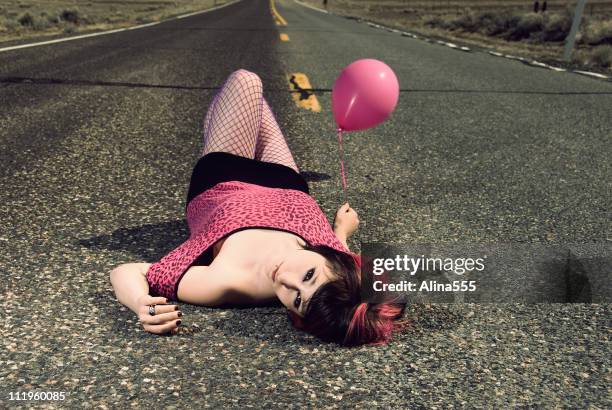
[110,69,407,346]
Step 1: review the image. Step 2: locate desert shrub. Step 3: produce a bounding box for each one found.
[475,12,500,35]
[450,9,479,32]
[32,14,51,30]
[539,12,572,42]
[581,19,612,46]
[477,11,521,37]
[17,11,60,31]
[424,16,450,30]
[1,16,20,31]
[60,9,80,24]
[18,12,34,26]
[504,12,544,41]
[46,13,60,25]
[590,45,612,68]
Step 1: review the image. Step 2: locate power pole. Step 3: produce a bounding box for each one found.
[563,0,587,62]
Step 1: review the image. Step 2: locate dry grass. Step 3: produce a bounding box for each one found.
[0,0,229,43]
[305,0,612,72]
[576,44,612,67]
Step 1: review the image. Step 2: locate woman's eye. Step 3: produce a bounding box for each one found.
[304,268,315,281]
[294,293,301,308]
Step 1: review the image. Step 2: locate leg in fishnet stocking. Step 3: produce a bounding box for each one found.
[255,98,299,172]
[201,69,299,173]
[201,69,261,158]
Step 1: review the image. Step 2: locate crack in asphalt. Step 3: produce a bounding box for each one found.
[0,76,610,95]
[0,76,213,90]
[288,74,312,100]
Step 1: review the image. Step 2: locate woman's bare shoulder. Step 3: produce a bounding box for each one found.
[176,264,234,305]
[178,263,273,306]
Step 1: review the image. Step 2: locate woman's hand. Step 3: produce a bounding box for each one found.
[333,202,360,238]
[136,295,182,335]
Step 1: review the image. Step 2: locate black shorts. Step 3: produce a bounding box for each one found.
[185,152,309,266]
[186,152,310,207]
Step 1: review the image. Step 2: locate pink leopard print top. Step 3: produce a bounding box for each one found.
[145,181,357,300]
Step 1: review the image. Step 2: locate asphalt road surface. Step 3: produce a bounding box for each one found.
[1,0,610,407]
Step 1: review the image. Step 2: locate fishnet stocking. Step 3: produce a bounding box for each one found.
[201,69,299,172]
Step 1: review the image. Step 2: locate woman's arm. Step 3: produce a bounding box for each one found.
[333,203,360,250]
[110,262,230,308]
[334,230,350,250]
[109,263,152,314]
[110,262,182,335]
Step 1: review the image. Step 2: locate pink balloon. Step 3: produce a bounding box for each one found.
[332,59,399,132]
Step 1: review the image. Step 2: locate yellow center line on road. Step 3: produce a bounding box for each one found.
[287,73,321,112]
[270,0,287,26]
[270,2,318,113]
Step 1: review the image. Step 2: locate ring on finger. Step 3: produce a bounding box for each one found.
[148,304,156,316]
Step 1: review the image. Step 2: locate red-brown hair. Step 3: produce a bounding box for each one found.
[287,244,411,347]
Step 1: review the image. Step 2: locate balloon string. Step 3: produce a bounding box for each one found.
[337,127,348,205]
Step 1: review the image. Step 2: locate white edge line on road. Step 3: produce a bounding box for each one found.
[126,22,159,31]
[0,27,128,52]
[294,0,329,14]
[574,70,609,79]
[0,0,241,53]
[549,66,567,72]
[529,60,550,68]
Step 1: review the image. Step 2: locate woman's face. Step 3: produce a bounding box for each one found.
[272,249,336,317]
